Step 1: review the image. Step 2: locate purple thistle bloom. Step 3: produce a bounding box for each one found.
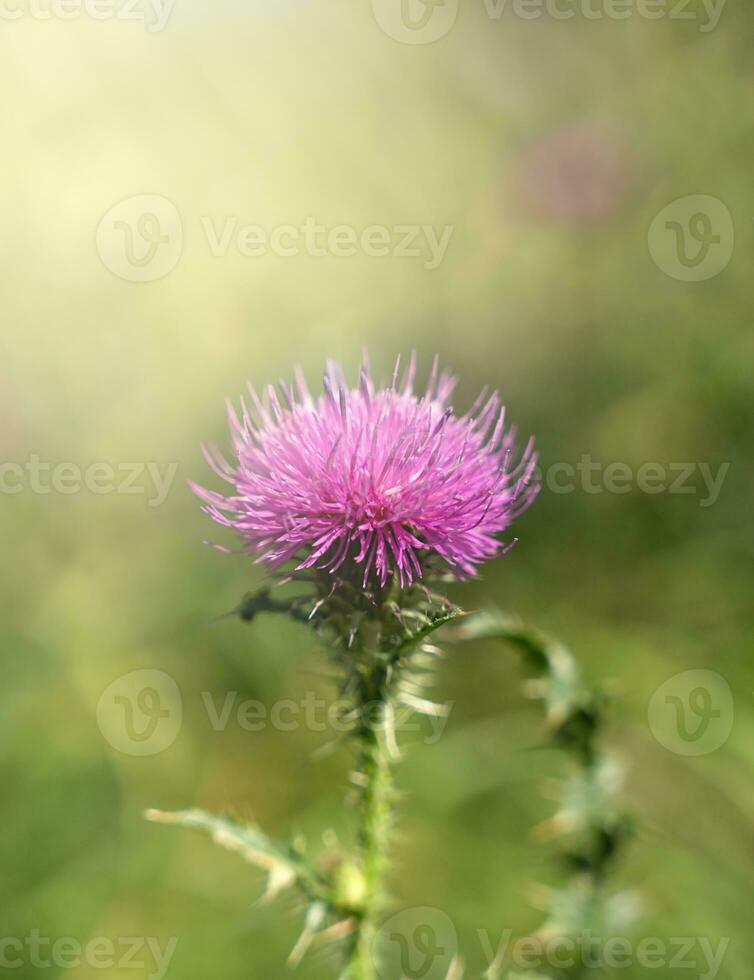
[190,354,539,589]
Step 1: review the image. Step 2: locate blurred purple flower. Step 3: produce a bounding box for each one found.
[513,122,633,223]
[191,355,538,589]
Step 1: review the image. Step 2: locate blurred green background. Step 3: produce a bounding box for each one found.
[2,1,752,978]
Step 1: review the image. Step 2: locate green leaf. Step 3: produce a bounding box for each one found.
[391,602,466,659]
[453,609,635,956]
[450,610,595,734]
[145,808,328,903]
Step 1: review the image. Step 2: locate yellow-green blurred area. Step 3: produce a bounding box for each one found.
[1,1,753,978]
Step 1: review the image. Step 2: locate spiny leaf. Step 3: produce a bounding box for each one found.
[145,808,328,903]
[451,610,551,669]
[452,610,636,964]
[391,603,466,658]
[450,610,596,735]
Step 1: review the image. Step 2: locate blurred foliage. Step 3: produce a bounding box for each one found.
[1,2,753,979]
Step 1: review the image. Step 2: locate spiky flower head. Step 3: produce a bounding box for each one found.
[191,355,539,590]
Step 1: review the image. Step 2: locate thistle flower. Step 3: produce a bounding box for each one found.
[161,360,630,980]
[190,354,539,589]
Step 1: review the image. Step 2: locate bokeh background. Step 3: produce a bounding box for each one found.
[2,1,753,978]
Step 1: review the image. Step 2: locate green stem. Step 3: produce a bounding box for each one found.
[347,657,394,979]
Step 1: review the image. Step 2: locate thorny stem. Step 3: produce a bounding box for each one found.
[236,580,460,978]
[346,631,395,980]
